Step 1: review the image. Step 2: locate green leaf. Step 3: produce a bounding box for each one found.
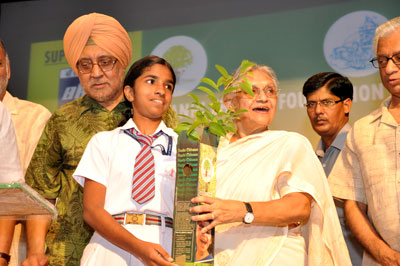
[195,108,215,122]
[201,77,219,91]
[203,110,215,121]
[222,125,237,133]
[195,103,210,113]
[188,130,200,142]
[176,121,192,126]
[188,92,200,104]
[174,123,192,134]
[197,86,217,99]
[231,109,248,115]
[178,114,194,120]
[208,122,226,137]
[207,93,218,104]
[187,119,204,135]
[195,111,205,119]
[223,86,239,95]
[208,101,221,113]
[190,102,210,113]
[217,76,228,87]
[240,60,255,73]
[188,107,200,112]
[215,64,230,78]
[217,111,229,117]
[240,77,254,96]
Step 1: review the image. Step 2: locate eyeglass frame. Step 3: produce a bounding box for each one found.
[76,56,118,74]
[304,99,344,109]
[369,52,400,69]
[237,86,280,98]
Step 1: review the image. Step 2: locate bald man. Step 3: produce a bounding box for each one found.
[23,13,133,266]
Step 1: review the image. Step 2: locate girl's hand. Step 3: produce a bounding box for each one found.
[136,240,177,266]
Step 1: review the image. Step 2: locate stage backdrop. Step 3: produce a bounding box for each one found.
[27,0,399,146]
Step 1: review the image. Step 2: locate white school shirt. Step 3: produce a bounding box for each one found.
[73,119,177,218]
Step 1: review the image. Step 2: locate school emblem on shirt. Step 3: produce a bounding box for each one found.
[151,35,208,97]
[323,11,387,77]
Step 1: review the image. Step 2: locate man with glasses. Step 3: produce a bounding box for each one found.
[329,16,400,265]
[302,72,353,175]
[23,13,132,266]
[302,72,363,266]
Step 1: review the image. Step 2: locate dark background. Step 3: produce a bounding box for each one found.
[0,0,350,99]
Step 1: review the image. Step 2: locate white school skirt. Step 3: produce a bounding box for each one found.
[80,223,172,266]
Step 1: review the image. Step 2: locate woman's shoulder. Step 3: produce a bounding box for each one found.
[268,130,310,143]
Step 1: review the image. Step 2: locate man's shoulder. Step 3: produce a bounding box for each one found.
[14,97,51,116]
[4,91,51,115]
[52,96,86,117]
[353,106,382,130]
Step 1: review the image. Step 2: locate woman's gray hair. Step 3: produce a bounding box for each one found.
[230,64,279,90]
[373,17,400,55]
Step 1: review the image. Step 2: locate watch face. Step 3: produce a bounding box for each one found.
[244,212,254,224]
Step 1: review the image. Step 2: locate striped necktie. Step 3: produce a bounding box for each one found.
[129,128,163,204]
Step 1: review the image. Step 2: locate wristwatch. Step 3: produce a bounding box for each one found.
[243,202,254,224]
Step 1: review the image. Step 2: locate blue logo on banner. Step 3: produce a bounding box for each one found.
[323,11,387,77]
[57,68,84,107]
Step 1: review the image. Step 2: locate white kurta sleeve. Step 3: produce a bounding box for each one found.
[0,102,23,183]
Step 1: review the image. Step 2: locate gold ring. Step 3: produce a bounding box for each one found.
[211,213,215,220]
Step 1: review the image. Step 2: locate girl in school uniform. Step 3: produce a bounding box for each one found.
[73,55,178,266]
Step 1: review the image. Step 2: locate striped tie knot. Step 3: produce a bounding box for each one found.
[135,133,156,147]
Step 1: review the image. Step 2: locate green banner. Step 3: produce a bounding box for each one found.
[27,0,399,145]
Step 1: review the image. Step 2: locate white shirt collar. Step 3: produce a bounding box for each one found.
[120,118,174,137]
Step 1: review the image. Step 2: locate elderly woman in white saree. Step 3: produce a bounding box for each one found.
[190,64,351,266]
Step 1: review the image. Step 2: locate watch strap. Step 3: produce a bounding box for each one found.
[0,252,10,263]
[244,202,253,213]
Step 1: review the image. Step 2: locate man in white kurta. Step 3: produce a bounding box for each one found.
[0,101,22,183]
[329,97,400,265]
[0,39,51,266]
[329,17,400,266]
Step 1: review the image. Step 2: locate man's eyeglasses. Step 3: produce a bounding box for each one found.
[370,52,400,68]
[76,56,118,74]
[304,99,343,109]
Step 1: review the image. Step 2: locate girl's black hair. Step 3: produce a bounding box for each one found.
[124,55,176,89]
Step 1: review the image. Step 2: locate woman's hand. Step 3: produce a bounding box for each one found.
[190,192,312,232]
[190,196,246,233]
[135,240,177,266]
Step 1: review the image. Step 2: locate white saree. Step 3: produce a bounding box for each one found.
[214,130,351,266]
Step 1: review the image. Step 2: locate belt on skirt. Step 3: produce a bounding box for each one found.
[113,212,173,228]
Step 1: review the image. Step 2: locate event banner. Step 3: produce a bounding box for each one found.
[27,0,399,145]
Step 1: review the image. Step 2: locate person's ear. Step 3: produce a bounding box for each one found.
[343,98,352,115]
[124,85,134,102]
[6,56,10,80]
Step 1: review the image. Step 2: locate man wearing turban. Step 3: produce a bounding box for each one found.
[23,13,133,266]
